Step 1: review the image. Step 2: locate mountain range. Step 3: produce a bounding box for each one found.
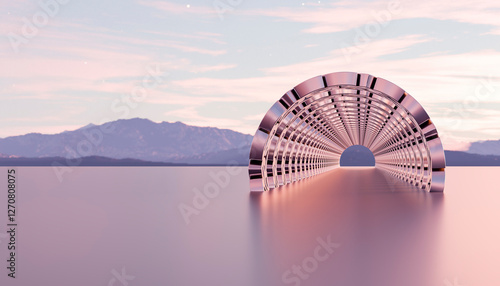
[466,140,500,156]
[0,118,252,163]
[0,118,498,166]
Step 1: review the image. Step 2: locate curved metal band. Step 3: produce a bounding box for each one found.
[249,72,446,192]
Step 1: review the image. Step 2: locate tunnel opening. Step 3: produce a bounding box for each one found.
[339,145,375,167]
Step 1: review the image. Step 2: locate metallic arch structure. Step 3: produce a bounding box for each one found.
[248,72,446,192]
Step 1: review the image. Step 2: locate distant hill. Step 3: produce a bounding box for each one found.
[0,118,253,162]
[466,140,500,156]
[0,156,186,166]
[444,150,500,166]
[170,145,250,165]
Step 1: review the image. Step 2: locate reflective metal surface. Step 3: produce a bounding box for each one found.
[249,72,446,192]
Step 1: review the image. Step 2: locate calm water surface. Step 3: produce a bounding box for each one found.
[0,166,498,286]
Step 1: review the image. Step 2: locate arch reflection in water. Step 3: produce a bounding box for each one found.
[249,167,445,286]
[248,72,446,192]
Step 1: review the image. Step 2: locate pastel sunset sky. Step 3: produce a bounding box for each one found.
[1,0,500,150]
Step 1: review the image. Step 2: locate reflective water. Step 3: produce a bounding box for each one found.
[0,167,498,286]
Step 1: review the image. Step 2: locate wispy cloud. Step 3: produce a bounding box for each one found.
[0,21,232,99]
[52,27,228,56]
[162,42,226,56]
[304,44,319,48]
[2,0,499,144]
[138,1,216,16]
[170,35,432,101]
[167,34,500,145]
[247,0,500,34]
[143,30,226,45]
[192,64,236,73]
